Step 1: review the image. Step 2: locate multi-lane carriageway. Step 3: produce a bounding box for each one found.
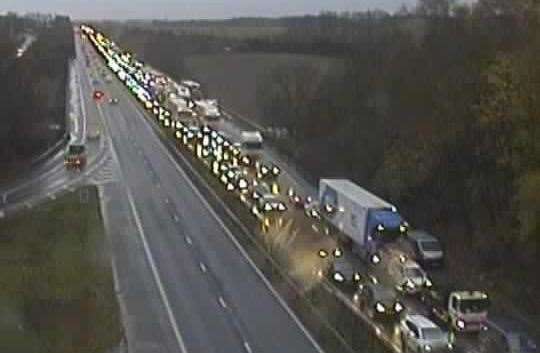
[80,26,510,352]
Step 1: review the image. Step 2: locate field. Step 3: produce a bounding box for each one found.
[185,53,342,123]
[0,186,122,353]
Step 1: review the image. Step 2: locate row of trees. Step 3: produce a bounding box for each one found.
[254,0,539,318]
[0,15,74,179]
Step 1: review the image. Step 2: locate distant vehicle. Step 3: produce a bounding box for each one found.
[319,179,408,261]
[195,99,221,120]
[253,194,287,214]
[375,248,432,294]
[400,314,454,353]
[479,318,538,353]
[240,131,263,149]
[304,200,321,219]
[87,129,101,140]
[64,144,87,170]
[404,230,444,267]
[251,183,272,201]
[169,97,196,120]
[93,90,104,101]
[108,97,119,104]
[287,188,305,209]
[326,251,362,284]
[422,288,490,333]
[105,74,113,82]
[356,280,404,321]
[181,80,201,91]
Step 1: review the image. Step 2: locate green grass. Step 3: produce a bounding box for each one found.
[0,186,122,353]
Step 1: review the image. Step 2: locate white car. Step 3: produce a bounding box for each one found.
[401,314,454,353]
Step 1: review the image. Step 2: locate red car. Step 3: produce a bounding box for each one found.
[93,90,104,100]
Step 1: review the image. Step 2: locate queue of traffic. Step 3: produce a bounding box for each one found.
[79,24,537,353]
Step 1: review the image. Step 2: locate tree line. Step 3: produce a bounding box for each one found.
[0,14,74,179]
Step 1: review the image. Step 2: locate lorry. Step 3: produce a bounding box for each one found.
[64,144,87,170]
[319,179,409,261]
[421,288,490,333]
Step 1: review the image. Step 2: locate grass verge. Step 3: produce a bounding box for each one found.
[0,186,122,353]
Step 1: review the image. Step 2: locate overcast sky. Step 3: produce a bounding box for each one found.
[3,0,417,20]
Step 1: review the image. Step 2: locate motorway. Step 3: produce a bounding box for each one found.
[76,32,324,353]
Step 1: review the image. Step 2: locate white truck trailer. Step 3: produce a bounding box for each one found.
[319,179,408,261]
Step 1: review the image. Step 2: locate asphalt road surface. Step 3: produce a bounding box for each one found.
[77,33,323,353]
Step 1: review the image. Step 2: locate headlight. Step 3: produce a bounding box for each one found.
[377,224,385,231]
[277,203,287,211]
[457,319,466,330]
[264,203,273,212]
[406,279,415,288]
[353,272,361,282]
[238,179,248,190]
[400,224,407,233]
[425,278,433,288]
[272,166,280,175]
[333,272,345,283]
[394,302,403,312]
[371,254,381,264]
[424,344,432,352]
[333,248,342,258]
[447,343,454,350]
[375,302,386,313]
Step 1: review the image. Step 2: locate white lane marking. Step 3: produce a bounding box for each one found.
[130,99,326,353]
[173,215,179,222]
[243,341,253,353]
[125,184,189,353]
[92,75,188,353]
[165,198,170,204]
[218,296,228,309]
[199,262,207,273]
[185,236,192,245]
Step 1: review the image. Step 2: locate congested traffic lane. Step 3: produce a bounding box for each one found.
[81,33,324,353]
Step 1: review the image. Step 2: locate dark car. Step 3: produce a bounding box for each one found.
[355,280,404,321]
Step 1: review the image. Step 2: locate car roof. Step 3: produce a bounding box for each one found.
[370,284,396,300]
[408,230,439,242]
[407,314,438,329]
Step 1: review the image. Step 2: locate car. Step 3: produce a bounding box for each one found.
[304,200,321,219]
[289,192,305,208]
[108,97,119,104]
[254,194,287,214]
[251,183,272,201]
[400,314,454,353]
[374,248,432,294]
[355,280,404,320]
[93,90,104,100]
[87,129,101,140]
[403,230,444,267]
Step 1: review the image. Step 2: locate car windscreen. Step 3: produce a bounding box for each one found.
[69,145,85,154]
[420,240,441,251]
[460,298,490,313]
[405,267,424,279]
[422,327,445,341]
